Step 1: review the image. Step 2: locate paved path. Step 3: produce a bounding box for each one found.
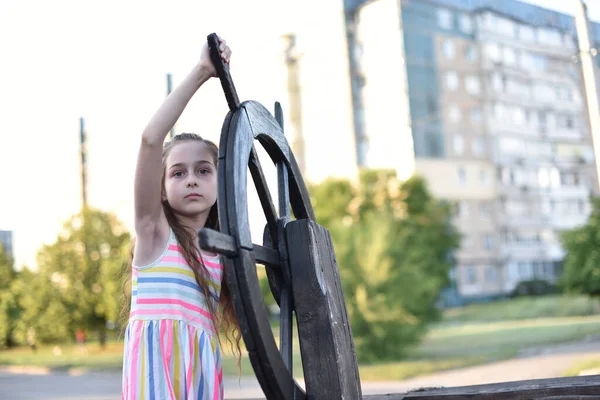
[1,339,600,399]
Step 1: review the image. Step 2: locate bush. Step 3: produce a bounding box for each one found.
[510,280,557,297]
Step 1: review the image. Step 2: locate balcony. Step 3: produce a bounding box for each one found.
[477,28,576,60]
[499,242,547,260]
[541,126,584,142]
[497,213,549,229]
[487,118,538,138]
[547,213,589,230]
[545,185,592,199]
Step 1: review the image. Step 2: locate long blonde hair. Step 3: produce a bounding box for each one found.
[121,133,241,365]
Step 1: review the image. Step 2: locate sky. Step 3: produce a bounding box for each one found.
[1,0,599,269]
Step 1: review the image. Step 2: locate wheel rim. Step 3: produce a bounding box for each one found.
[217,100,315,400]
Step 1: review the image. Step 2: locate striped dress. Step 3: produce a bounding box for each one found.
[122,228,224,400]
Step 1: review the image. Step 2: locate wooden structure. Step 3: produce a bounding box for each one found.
[199,33,600,400]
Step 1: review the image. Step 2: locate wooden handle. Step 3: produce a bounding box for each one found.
[207,33,240,111]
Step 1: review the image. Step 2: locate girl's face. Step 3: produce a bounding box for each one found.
[163,141,217,219]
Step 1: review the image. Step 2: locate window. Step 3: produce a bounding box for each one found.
[556,87,571,101]
[490,74,504,92]
[485,42,501,62]
[567,116,574,129]
[449,267,457,282]
[513,107,526,125]
[503,47,517,66]
[518,262,530,278]
[538,167,550,188]
[499,137,522,154]
[442,39,456,59]
[518,25,536,42]
[472,137,485,156]
[535,83,555,102]
[471,106,482,124]
[500,167,516,185]
[459,201,470,217]
[507,263,519,280]
[446,71,459,91]
[538,110,547,127]
[462,234,473,248]
[578,199,585,213]
[520,52,534,70]
[465,75,481,95]
[486,266,497,282]
[493,102,506,119]
[538,28,562,46]
[464,266,477,284]
[496,16,515,37]
[480,202,490,217]
[448,105,462,123]
[458,167,467,184]
[460,14,473,33]
[453,135,465,155]
[557,115,575,130]
[483,234,494,250]
[540,229,555,243]
[480,169,489,185]
[563,33,574,48]
[465,45,478,62]
[531,54,547,72]
[541,199,552,214]
[550,167,560,188]
[438,8,453,29]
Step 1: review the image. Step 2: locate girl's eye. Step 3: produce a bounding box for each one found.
[198,168,210,175]
[173,171,184,177]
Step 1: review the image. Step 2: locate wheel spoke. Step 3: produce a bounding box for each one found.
[248,145,278,241]
[274,101,294,374]
[275,102,291,218]
[198,228,280,267]
[278,164,290,218]
[280,286,293,372]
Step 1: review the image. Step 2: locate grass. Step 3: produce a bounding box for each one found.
[562,358,600,377]
[2,295,600,381]
[415,316,600,359]
[358,356,498,381]
[0,341,124,371]
[442,295,600,323]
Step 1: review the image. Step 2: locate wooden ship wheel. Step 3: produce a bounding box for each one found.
[197,33,600,400]
[198,33,362,400]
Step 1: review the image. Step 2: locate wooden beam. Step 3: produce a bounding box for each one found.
[239,375,600,400]
[363,375,600,399]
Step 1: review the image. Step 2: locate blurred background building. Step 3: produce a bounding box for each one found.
[0,230,14,260]
[286,0,600,305]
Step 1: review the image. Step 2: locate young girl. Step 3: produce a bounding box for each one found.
[122,36,239,400]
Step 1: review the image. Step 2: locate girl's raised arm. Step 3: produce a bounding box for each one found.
[133,37,231,237]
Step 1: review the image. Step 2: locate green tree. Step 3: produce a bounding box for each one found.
[11,267,71,345]
[560,197,600,297]
[0,244,17,348]
[34,208,131,347]
[310,170,459,362]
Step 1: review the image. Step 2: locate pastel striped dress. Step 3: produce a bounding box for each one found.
[122,228,224,400]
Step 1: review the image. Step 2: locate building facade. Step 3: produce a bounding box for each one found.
[0,230,14,260]
[288,0,600,303]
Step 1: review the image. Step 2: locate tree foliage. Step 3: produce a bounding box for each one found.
[4,208,131,347]
[560,197,600,297]
[309,170,459,362]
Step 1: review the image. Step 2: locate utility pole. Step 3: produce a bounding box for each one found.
[575,1,600,189]
[80,117,88,208]
[167,73,175,139]
[282,34,306,176]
